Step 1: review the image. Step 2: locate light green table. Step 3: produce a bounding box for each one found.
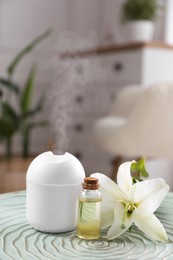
[0,191,173,260]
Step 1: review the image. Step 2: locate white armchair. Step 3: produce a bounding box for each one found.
[94,83,173,183]
[110,85,145,117]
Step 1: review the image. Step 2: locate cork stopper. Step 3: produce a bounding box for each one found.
[82,177,99,190]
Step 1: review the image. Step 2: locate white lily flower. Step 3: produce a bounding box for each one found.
[91,161,170,242]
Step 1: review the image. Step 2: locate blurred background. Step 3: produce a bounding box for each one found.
[0,0,173,193]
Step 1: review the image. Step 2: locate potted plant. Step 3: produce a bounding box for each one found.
[0,29,51,159]
[121,0,158,42]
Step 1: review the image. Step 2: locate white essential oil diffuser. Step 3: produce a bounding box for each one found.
[26,151,85,232]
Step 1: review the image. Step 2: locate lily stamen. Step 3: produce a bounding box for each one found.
[120,201,136,229]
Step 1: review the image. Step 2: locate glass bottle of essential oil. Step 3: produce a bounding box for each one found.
[77,177,102,240]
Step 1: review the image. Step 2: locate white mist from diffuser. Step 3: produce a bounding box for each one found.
[26,151,85,233]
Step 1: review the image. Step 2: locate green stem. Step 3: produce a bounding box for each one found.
[6,138,12,159]
[22,130,30,158]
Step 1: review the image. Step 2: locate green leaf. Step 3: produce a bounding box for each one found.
[20,93,45,118]
[0,102,19,137]
[35,93,45,111]
[27,121,48,129]
[20,65,36,113]
[0,117,16,138]
[2,102,18,119]
[21,120,47,135]
[131,157,149,181]
[0,78,20,95]
[7,29,51,76]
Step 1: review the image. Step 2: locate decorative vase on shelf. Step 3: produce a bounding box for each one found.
[120,0,158,43]
[125,20,154,42]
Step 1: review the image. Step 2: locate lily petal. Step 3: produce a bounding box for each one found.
[117,161,133,194]
[101,205,115,229]
[107,202,134,240]
[101,198,125,229]
[134,209,168,242]
[99,186,117,205]
[134,178,169,212]
[91,173,127,230]
[91,173,126,200]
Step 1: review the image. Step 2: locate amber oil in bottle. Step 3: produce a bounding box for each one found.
[77,177,102,240]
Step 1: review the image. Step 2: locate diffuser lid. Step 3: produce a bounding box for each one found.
[26,151,85,185]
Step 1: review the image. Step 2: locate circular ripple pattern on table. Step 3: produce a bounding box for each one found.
[0,191,173,260]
